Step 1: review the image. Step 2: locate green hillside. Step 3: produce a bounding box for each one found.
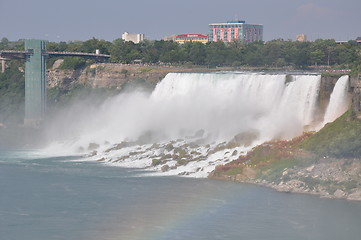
[300,110,361,158]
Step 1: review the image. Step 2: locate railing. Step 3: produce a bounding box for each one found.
[0,50,111,59]
[47,51,111,58]
[0,50,27,59]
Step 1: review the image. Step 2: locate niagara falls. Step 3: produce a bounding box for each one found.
[2,5,361,237]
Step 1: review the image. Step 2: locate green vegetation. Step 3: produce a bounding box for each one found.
[224,167,243,176]
[0,37,24,50]
[1,37,361,71]
[59,57,88,70]
[0,60,25,124]
[152,159,162,166]
[212,110,361,191]
[211,134,316,180]
[300,110,361,158]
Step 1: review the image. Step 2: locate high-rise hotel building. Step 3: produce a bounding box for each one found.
[209,20,263,43]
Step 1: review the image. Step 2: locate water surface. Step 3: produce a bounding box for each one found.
[1,151,360,240]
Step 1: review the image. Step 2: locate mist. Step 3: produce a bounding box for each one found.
[34,72,335,176]
[43,73,317,152]
[3,72,349,177]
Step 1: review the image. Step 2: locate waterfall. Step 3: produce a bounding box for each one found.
[150,73,321,140]
[44,72,324,177]
[322,75,350,124]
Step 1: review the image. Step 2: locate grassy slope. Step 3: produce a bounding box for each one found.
[300,110,361,158]
[210,110,361,182]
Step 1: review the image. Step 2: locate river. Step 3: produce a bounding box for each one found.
[1,150,361,240]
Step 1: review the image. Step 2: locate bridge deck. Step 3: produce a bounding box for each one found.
[0,50,111,59]
[47,51,111,58]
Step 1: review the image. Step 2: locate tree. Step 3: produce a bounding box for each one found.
[242,42,265,66]
[59,57,87,70]
[0,60,25,124]
[81,38,111,54]
[310,50,325,66]
[0,37,9,49]
[188,42,206,65]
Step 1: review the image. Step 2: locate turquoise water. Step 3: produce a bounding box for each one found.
[1,150,361,240]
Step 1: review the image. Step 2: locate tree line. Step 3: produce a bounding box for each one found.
[1,37,361,74]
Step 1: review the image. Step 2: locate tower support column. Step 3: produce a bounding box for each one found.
[24,39,47,127]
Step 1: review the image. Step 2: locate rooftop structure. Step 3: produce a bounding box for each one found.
[296,34,307,42]
[209,20,263,44]
[336,38,361,44]
[164,35,177,41]
[174,34,208,44]
[122,32,145,44]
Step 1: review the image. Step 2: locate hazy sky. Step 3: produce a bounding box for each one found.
[1,0,360,42]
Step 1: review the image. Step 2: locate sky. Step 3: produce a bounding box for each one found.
[0,0,360,42]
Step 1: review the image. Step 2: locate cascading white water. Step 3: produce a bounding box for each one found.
[44,72,327,177]
[322,75,350,124]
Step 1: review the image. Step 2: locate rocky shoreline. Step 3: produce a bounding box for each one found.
[210,155,361,201]
[209,121,361,202]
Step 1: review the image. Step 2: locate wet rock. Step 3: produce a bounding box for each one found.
[161,164,170,172]
[232,150,238,156]
[306,165,315,172]
[334,189,347,198]
[165,143,174,152]
[347,189,361,201]
[105,141,135,152]
[88,142,100,151]
[152,159,162,166]
[232,130,259,147]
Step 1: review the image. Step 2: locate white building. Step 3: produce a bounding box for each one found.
[122,32,145,43]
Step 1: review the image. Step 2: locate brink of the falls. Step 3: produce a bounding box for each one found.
[43,72,351,178]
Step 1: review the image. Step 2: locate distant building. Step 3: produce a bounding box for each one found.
[174,34,209,44]
[122,32,145,44]
[164,35,177,41]
[209,20,263,43]
[336,37,361,44]
[296,34,307,42]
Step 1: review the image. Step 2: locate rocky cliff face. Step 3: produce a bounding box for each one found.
[47,63,352,100]
[47,64,213,90]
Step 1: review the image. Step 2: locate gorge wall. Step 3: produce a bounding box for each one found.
[47,63,357,113]
[47,64,221,90]
[350,74,361,112]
